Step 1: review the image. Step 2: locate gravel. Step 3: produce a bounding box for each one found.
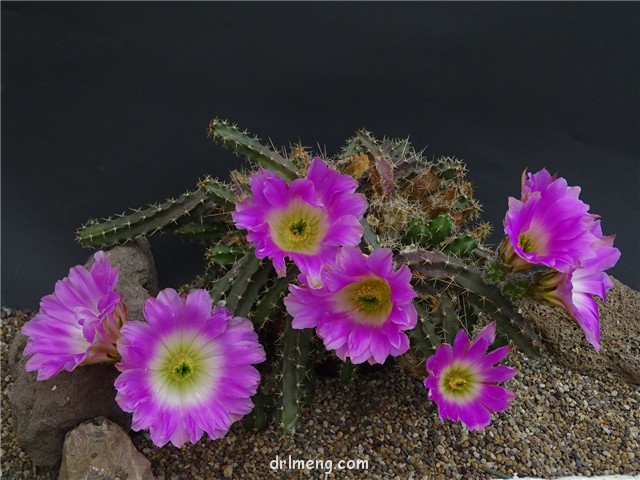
[2,307,639,479]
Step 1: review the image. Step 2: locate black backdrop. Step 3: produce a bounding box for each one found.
[3,2,639,308]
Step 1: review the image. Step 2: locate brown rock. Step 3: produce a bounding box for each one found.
[8,332,131,467]
[59,417,155,480]
[104,236,159,322]
[519,277,640,385]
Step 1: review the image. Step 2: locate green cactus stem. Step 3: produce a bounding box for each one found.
[198,176,238,212]
[175,222,229,243]
[380,137,413,159]
[340,358,357,384]
[276,319,314,434]
[252,275,291,330]
[243,390,273,431]
[409,301,442,359]
[208,118,297,181]
[234,262,274,318]
[208,252,257,304]
[443,233,478,258]
[206,244,245,268]
[360,218,381,251]
[76,189,213,248]
[221,254,263,312]
[398,251,542,357]
[432,157,467,180]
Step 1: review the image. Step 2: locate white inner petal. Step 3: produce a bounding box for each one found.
[149,329,222,407]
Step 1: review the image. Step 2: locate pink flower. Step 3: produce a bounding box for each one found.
[424,322,517,432]
[503,169,600,273]
[114,289,265,447]
[22,251,126,380]
[284,247,417,364]
[232,158,366,286]
[533,222,621,350]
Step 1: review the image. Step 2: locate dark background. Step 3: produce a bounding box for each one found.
[2,2,639,308]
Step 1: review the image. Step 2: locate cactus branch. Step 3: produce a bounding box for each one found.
[399,251,542,357]
[276,318,314,434]
[76,189,212,248]
[208,119,297,181]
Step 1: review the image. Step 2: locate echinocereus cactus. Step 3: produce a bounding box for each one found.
[21,118,616,446]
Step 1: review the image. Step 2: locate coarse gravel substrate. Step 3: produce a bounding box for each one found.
[1,308,638,480]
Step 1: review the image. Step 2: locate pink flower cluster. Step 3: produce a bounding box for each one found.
[502,169,620,350]
[21,253,265,447]
[236,159,517,431]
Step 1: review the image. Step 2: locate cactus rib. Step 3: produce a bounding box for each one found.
[198,176,237,212]
[276,318,314,434]
[175,222,229,243]
[253,275,292,330]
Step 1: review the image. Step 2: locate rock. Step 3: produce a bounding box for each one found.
[8,331,131,467]
[59,417,155,480]
[105,236,159,322]
[7,239,158,467]
[519,277,640,385]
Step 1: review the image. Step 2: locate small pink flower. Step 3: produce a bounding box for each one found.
[284,247,417,365]
[22,251,126,380]
[114,289,265,447]
[424,322,517,432]
[232,158,366,286]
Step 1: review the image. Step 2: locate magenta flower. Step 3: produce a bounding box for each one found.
[503,169,599,273]
[232,158,366,286]
[533,222,621,350]
[21,251,126,380]
[114,288,265,447]
[284,247,417,364]
[424,322,517,432]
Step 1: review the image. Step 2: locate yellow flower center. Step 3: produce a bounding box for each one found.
[442,366,475,396]
[518,234,536,254]
[167,352,195,381]
[335,277,393,326]
[268,200,328,253]
[447,376,467,391]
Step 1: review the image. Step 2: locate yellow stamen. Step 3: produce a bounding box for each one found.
[447,376,467,391]
[335,276,393,326]
[167,352,195,381]
[269,200,328,253]
[518,234,536,254]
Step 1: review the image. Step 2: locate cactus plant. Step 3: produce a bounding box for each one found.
[74,119,551,435]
